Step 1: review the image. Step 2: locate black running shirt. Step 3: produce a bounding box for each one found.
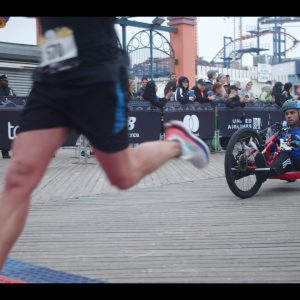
[34,17,128,85]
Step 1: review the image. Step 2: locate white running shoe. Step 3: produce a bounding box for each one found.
[165,120,210,169]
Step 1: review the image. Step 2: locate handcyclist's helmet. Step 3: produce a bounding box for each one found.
[282,99,300,112]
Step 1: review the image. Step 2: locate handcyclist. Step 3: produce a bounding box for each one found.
[255,99,300,180]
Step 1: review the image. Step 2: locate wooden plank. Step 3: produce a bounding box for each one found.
[0,148,299,282]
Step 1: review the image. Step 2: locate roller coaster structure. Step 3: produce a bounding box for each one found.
[211,17,300,66]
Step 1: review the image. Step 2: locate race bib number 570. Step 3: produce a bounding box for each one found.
[39,27,78,68]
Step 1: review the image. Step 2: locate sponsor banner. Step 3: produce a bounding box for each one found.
[163,110,215,139]
[127,111,162,143]
[0,109,22,148]
[0,108,162,147]
[0,104,284,147]
[218,108,283,137]
[0,108,80,148]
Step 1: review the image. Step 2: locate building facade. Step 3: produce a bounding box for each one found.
[0,42,39,96]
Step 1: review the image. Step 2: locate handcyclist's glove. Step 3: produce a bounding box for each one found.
[290,134,300,148]
[290,140,300,147]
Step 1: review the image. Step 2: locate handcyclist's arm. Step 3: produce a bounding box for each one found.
[290,134,300,148]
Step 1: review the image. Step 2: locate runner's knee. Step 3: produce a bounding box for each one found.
[5,159,39,191]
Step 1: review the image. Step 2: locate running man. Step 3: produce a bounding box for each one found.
[0,17,209,269]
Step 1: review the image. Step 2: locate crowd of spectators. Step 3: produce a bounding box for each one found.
[128,71,300,150]
[129,70,300,111]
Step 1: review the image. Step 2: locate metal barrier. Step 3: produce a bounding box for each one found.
[0,98,283,150]
[74,134,92,164]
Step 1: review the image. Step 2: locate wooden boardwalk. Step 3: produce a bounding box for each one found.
[1,148,300,283]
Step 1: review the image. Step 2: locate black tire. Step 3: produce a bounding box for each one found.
[286,179,297,182]
[225,128,264,199]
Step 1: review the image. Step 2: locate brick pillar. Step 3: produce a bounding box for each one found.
[168,17,197,85]
[36,17,42,44]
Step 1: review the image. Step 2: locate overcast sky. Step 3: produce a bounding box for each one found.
[1,17,300,67]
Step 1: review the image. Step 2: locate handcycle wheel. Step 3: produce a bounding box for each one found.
[225,128,264,199]
[286,179,297,182]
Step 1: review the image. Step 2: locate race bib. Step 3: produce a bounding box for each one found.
[39,27,78,68]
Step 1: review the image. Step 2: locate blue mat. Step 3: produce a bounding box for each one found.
[1,258,107,283]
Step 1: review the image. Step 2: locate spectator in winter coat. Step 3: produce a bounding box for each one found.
[164,72,177,97]
[143,80,173,108]
[207,82,227,107]
[205,70,218,93]
[136,76,148,99]
[191,79,210,103]
[239,79,257,104]
[174,76,195,104]
[226,85,246,108]
[0,74,16,97]
[271,81,284,107]
[259,80,273,103]
[127,79,137,101]
[282,82,296,103]
[164,80,177,97]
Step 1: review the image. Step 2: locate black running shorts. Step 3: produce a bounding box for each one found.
[18,75,129,153]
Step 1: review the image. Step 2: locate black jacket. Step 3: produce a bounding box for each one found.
[174,76,190,104]
[191,85,209,103]
[226,95,245,108]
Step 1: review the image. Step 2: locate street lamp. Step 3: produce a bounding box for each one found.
[152,17,165,26]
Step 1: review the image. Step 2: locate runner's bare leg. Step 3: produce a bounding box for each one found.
[94,140,181,189]
[0,128,69,268]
